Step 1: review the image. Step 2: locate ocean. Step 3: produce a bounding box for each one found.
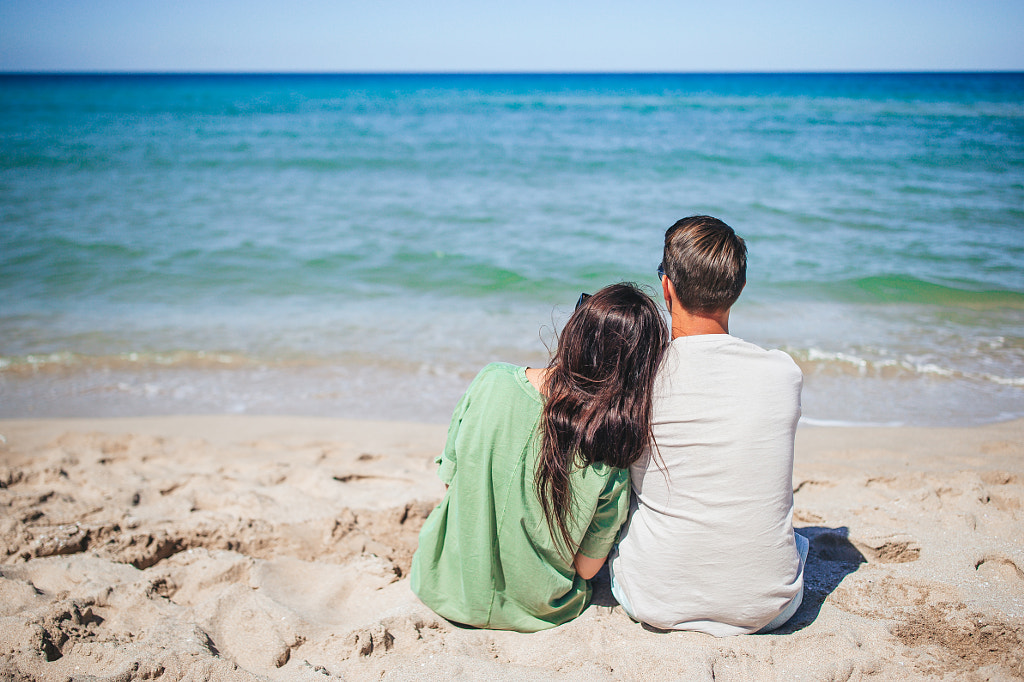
[1,73,1022,426]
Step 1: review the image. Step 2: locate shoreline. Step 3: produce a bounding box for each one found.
[1,415,1022,679]
[3,362,1021,429]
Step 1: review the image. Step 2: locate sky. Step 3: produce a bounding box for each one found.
[2,0,1023,73]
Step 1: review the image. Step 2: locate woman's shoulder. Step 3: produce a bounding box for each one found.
[465,363,530,394]
[471,362,522,385]
[468,363,546,408]
[479,361,521,375]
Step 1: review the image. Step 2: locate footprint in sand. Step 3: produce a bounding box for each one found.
[980,442,1019,456]
[853,534,922,563]
[975,555,1024,584]
[333,474,414,484]
[979,470,1020,485]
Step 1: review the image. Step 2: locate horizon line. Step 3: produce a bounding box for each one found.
[3,69,1023,77]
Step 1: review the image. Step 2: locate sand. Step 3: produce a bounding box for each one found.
[0,415,1022,681]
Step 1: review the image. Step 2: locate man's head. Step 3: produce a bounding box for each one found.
[661,216,746,315]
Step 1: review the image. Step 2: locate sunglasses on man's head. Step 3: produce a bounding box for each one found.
[575,292,591,311]
[658,263,665,279]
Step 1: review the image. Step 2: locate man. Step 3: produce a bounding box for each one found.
[608,215,807,636]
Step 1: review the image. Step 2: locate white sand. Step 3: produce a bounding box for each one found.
[1,416,1022,681]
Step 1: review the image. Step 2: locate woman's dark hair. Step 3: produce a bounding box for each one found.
[536,282,669,555]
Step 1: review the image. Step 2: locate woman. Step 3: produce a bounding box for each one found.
[410,282,669,632]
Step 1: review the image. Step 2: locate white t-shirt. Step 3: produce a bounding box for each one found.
[610,334,803,636]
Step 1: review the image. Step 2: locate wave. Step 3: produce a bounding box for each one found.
[780,275,1024,308]
[355,250,583,299]
[0,349,486,383]
[6,345,1021,391]
[798,417,906,428]
[786,346,1024,387]
[0,350,267,374]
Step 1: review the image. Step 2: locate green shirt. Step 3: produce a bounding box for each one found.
[410,363,630,632]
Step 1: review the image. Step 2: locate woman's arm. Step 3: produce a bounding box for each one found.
[573,468,631,580]
[573,552,607,580]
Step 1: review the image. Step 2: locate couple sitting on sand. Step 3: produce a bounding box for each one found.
[410,216,808,636]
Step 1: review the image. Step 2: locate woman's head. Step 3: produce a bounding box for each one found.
[552,280,671,450]
[537,282,669,553]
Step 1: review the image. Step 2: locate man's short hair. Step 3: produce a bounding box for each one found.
[662,216,747,314]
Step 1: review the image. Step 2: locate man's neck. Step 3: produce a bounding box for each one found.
[670,307,730,339]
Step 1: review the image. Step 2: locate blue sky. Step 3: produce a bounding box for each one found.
[2,0,1023,73]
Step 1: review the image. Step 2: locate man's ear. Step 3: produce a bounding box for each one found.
[662,274,675,314]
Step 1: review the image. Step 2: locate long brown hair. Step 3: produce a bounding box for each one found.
[536,282,669,555]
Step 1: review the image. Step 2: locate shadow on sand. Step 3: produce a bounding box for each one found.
[591,526,865,634]
[772,526,865,633]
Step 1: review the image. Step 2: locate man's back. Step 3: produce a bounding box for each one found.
[610,334,803,636]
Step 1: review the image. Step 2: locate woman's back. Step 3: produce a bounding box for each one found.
[410,362,629,632]
[411,284,668,632]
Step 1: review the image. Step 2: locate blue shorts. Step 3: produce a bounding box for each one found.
[757,531,810,633]
[608,554,636,619]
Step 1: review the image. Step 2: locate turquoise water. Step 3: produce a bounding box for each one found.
[2,73,1023,425]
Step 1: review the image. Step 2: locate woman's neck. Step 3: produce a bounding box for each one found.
[525,367,549,395]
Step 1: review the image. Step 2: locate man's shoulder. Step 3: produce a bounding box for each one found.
[749,343,802,376]
[659,336,802,400]
[732,340,803,390]
[669,335,800,371]
[726,335,795,358]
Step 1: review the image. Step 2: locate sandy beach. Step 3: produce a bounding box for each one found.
[0,415,1021,681]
